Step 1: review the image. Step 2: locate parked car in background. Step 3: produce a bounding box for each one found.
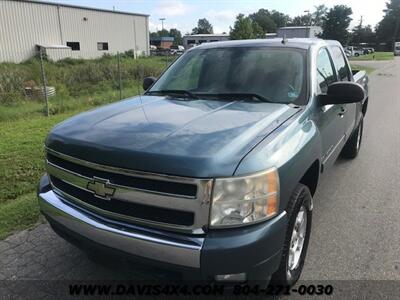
[345,46,364,57]
[394,42,400,56]
[38,38,368,287]
[366,47,375,54]
[170,45,185,55]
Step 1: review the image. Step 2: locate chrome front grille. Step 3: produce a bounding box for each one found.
[45,148,213,234]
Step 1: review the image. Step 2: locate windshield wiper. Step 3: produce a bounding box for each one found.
[146,89,199,99]
[197,93,273,103]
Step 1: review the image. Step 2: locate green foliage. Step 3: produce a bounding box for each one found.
[312,5,328,27]
[249,9,277,34]
[351,21,375,45]
[350,64,376,76]
[349,52,394,61]
[150,28,182,46]
[0,56,171,116]
[169,28,183,46]
[0,192,42,239]
[230,14,257,40]
[320,5,353,45]
[376,0,400,48]
[192,18,213,34]
[290,15,312,26]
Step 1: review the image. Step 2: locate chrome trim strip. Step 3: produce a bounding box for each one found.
[51,183,199,234]
[322,134,346,166]
[46,161,197,201]
[45,148,213,234]
[39,190,202,268]
[46,147,210,186]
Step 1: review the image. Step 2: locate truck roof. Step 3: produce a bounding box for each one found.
[193,38,342,50]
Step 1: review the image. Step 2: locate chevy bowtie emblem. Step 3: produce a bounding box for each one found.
[87,177,116,200]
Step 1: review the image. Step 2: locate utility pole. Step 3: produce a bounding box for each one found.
[304,10,311,26]
[159,18,166,31]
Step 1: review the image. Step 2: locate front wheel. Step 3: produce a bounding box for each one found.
[270,184,313,287]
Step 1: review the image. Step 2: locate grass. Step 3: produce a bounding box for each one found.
[350,64,376,75]
[349,51,394,61]
[0,192,42,239]
[0,55,174,121]
[0,55,174,239]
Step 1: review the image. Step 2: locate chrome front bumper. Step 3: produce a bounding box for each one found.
[38,190,203,268]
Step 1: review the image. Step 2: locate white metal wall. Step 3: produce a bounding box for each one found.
[0,0,149,62]
[0,1,61,62]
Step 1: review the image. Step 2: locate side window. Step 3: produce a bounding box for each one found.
[316,48,336,94]
[330,46,351,81]
[66,42,80,51]
[97,42,109,51]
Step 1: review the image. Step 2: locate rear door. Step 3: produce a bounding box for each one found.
[315,47,346,168]
[329,45,357,139]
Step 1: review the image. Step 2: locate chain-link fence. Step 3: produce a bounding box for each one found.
[0,50,176,122]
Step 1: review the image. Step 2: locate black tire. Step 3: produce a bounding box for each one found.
[270,184,313,287]
[355,53,360,57]
[341,117,363,159]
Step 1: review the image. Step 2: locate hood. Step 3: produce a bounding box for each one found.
[46,96,300,177]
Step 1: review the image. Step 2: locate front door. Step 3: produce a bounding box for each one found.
[315,48,346,169]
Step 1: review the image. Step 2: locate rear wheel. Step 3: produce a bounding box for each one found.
[341,117,363,159]
[270,184,313,287]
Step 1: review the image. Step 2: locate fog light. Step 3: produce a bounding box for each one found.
[215,273,246,282]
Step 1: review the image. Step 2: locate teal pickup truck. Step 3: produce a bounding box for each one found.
[38,38,368,286]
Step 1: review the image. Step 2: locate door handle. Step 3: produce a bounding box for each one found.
[338,107,347,117]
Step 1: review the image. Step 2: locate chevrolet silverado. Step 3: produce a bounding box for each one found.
[38,38,368,286]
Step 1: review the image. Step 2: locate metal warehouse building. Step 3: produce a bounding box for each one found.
[0,0,150,62]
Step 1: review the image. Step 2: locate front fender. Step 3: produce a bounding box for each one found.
[234,111,321,212]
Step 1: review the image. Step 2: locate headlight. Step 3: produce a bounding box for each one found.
[210,168,279,228]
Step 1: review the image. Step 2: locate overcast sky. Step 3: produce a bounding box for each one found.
[44,0,387,33]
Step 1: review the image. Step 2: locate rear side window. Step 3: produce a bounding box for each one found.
[330,46,350,81]
[316,48,336,94]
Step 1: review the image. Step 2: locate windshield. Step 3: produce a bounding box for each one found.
[149,47,307,104]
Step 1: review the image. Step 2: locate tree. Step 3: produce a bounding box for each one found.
[169,28,183,46]
[249,9,277,33]
[269,10,291,28]
[192,18,213,34]
[320,5,353,45]
[252,21,265,38]
[312,5,328,26]
[150,29,169,38]
[376,0,400,49]
[230,14,256,40]
[290,15,311,26]
[351,18,375,45]
[290,5,327,27]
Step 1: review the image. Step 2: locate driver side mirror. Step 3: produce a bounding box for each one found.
[319,82,365,105]
[143,77,156,91]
